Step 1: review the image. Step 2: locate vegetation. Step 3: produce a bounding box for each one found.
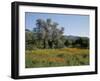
[26,18,89,50]
[25,48,89,68]
[25,18,89,68]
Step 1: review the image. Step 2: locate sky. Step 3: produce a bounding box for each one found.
[25,12,89,37]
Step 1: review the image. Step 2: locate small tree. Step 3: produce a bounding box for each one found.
[25,30,34,50]
[64,40,70,47]
[73,37,89,48]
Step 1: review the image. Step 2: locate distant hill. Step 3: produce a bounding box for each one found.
[63,35,89,41]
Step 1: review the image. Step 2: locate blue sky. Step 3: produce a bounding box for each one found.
[25,12,89,37]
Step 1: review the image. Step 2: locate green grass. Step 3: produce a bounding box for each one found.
[25,48,89,68]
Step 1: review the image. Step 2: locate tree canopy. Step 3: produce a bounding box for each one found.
[25,18,89,50]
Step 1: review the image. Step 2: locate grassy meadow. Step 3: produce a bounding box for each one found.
[25,48,89,68]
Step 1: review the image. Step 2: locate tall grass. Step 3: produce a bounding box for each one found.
[25,48,89,68]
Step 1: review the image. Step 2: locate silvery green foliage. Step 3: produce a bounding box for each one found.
[33,18,64,48]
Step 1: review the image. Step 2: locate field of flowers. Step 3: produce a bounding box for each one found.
[25,48,89,68]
